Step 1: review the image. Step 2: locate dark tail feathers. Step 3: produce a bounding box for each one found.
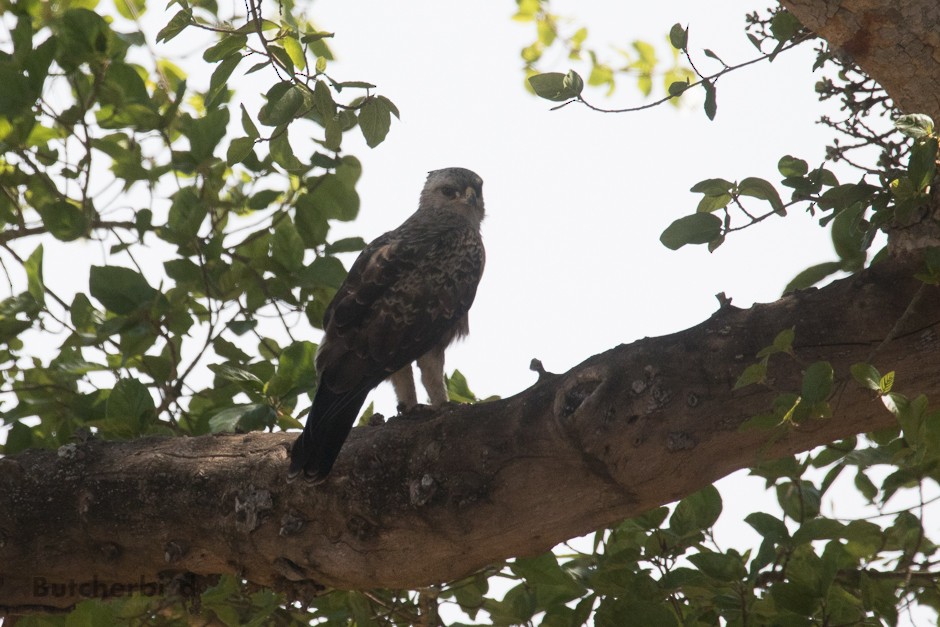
[289,385,370,482]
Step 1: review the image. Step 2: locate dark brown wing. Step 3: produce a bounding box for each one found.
[317,219,484,393]
[289,218,484,480]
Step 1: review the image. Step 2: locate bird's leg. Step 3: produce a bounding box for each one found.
[417,347,448,407]
[389,365,418,412]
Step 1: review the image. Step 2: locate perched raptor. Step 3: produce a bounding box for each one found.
[289,167,486,481]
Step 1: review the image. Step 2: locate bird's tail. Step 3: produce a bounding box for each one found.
[288,385,371,482]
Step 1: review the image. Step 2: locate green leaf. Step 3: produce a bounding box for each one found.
[266,341,318,398]
[3,421,34,455]
[358,95,397,148]
[771,581,821,615]
[185,107,229,163]
[702,78,717,120]
[634,506,669,530]
[272,219,305,272]
[89,266,158,315]
[313,79,336,119]
[167,187,207,241]
[778,155,809,177]
[850,363,882,391]
[776,480,821,521]
[259,82,309,127]
[485,584,537,624]
[510,553,585,608]
[738,177,784,214]
[595,598,678,627]
[690,178,733,195]
[792,518,845,545]
[206,53,241,108]
[881,391,907,417]
[446,369,477,403]
[299,256,347,290]
[226,136,255,165]
[528,70,584,102]
[801,361,833,404]
[908,137,938,191]
[879,370,894,394]
[306,174,360,221]
[914,246,940,284]
[283,35,306,71]
[106,378,155,435]
[668,23,688,50]
[817,183,879,211]
[659,213,722,250]
[156,9,192,43]
[669,485,722,535]
[783,261,842,293]
[770,10,802,42]
[843,518,882,556]
[830,203,867,269]
[894,113,934,138]
[37,200,89,241]
[270,127,305,172]
[240,103,259,139]
[695,193,731,213]
[325,237,366,254]
[203,34,247,63]
[212,338,250,362]
[771,327,795,354]
[208,404,274,433]
[667,80,689,97]
[227,319,258,335]
[58,9,112,70]
[24,244,45,307]
[733,362,766,390]
[745,512,790,544]
[295,194,329,247]
[688,551,747,581]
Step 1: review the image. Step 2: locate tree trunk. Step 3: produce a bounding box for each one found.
[2,255,938,612]
[781,0,940,122]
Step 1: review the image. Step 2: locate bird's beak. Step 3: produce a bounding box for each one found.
[463,187,478,205]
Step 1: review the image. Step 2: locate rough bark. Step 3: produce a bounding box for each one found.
[781,0,940,122]
[2,256,939,612]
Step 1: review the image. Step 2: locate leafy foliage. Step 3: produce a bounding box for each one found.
[657,8,940,295]
[0,0,397,453]
[515,0,695,110]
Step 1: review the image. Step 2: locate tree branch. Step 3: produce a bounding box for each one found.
[781,0,940,122]
[2,255,939,612]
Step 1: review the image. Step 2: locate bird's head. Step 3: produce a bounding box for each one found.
[419,167,485,225]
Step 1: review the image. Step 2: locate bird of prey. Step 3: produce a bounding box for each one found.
[289,167,486,481]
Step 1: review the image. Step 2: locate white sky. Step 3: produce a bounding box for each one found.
[312,0,837,396]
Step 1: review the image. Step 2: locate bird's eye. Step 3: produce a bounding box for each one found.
[441,186,458,198]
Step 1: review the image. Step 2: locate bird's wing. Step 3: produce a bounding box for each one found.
[290,222,484,481]
[317,222,484,394]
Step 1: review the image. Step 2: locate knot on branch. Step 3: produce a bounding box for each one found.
[409,473,438,507]
[164,541,188,564]
[234,485,273,533]
[553,366,606,418]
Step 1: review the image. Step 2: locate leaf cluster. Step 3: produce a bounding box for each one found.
[0,0,397,450]
[515,0,694,108]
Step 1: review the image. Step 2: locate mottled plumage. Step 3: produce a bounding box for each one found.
[289,167,486,481]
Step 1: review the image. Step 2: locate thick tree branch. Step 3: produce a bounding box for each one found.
[2,256,939,612]
[781,0,940,121]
